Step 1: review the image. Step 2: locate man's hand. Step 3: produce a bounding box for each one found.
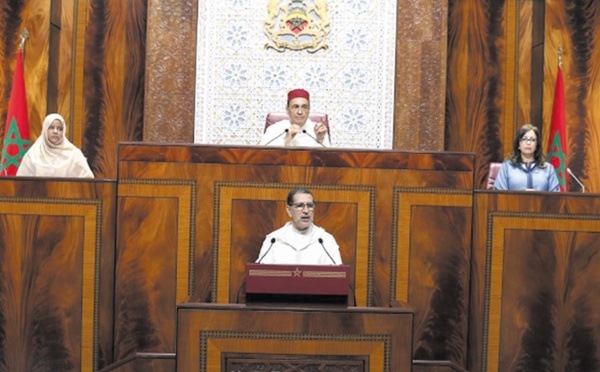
[284,124,302,146]
[314,121,327,143]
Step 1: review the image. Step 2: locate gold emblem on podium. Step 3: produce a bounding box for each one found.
[264,0,331,53]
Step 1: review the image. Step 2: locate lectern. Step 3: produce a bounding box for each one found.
[245,263,350,305]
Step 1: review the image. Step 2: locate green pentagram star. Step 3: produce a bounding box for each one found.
[289,17,304,31]
[0,116,30,171]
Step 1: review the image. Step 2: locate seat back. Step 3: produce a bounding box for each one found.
[265,112,330,140]
[486,162,502,189]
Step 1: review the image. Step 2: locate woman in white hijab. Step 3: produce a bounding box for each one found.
[17,113,94,178]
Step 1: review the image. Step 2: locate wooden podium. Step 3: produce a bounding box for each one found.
[245,263,350,305]
[173,264,414,370]
[177,303,414,371]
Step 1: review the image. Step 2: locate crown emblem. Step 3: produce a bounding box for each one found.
[263,0,331,53]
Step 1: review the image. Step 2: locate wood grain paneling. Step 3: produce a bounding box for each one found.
[113,181,193,361]
[391,191,472,366]
[543,0,600,193]
[0,178,116,371]
[82,0,146,178]
[219,186,367,305]
[445,0,510,188]
[98,353,175,372]
[470,191,600,371]
[176,303,414,372]
[0,0,146,179]
[115,143,474,367]
[0,0,50,146]
[413,359,469,372]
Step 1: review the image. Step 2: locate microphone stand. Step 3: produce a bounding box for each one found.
[263,129,289,146]
[257,238,276,263]
[318,238,337,265]
[567,168,585,193]
[302,129,326,147]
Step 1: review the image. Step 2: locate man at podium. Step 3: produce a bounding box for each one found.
[256,188,341,265]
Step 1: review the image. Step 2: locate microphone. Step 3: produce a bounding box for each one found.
[263,129,289,146]
[567,168,585,193]
[256,238,276,263]
[302,129,326,147]
[318,238,337,265]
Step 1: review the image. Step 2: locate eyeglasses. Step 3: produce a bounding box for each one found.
[520,137,537,143]
[289,202,315,211]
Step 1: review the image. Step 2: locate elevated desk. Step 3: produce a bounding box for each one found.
[177,303,414,371]
[0,178,117,371]
[470,190,600,371]
[116,143,474,367]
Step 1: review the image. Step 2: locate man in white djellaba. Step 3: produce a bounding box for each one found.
[260,89,330,147]
[256,188,341,265]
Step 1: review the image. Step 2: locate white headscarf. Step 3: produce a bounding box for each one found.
[16,114,94,178]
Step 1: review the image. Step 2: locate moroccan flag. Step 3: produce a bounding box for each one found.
[546,66,568,192]
[0,49,30,176]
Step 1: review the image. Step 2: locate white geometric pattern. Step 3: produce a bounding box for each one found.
[195,0,397,148]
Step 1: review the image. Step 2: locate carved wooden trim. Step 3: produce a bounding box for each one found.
[212,181,376,306]
[0,197,102,371]
[390,187,472,303]
[481,211,600,371]
[199,331,391,372]
[119,178,198,300]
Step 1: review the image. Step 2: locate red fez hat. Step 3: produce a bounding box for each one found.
[288,88,310,102]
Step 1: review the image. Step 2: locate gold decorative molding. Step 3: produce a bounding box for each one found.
[200,331,390,372]
[390,187,472,303]
[119,179,197,302]
[213,181,374,306]
[0,197,102,372]
[482,212,600,372]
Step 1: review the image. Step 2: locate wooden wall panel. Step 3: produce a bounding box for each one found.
[0,0,50,146]
[446,0,600,193]
[413,360,469,372]
[82,0,146,178]
[445,0,513,188]
[543,0,600,193]
[227,197,360,304]
[99,353,176,372]
[0,178,117,371]
[115,143,474,366]
[113,195,179,361]
[470,191,600,371]
[0,0,146,179]
[406,202,471,366]
[176,304,414,372]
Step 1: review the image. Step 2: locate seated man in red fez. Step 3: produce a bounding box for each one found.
[260,88,331,147]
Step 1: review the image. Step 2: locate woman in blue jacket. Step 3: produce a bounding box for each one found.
[493,124,559,191]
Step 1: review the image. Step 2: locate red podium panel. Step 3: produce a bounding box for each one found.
[245,264,350,305]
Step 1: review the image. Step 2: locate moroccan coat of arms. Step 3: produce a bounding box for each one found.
[264,0,331,52]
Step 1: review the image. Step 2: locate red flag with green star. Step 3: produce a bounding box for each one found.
[0,49,30,176]
[546,66,568,192]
